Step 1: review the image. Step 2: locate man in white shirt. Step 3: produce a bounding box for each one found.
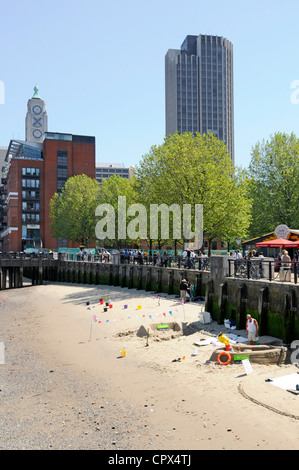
[190,250,196,268]
[233,250,242,259]
[246,314,259,345]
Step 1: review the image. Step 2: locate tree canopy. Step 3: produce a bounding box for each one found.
[49,174,100,247]
[49,133,254,252]
[135,132,252,251]
[247,132,299,238]
[95,174,138,248]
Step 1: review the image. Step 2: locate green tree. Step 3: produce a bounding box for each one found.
[248,132,299,237]
[135,132,252,253]
[204,167,252,251]
[96,174,139,248]
[49,174,100,247]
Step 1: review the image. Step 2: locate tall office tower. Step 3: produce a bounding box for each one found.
[165,35,234,163]
[25,85,48,143]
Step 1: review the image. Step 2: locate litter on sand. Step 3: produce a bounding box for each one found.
[198,312,212,324]
[267,373,299,393]
[172,356,186,362]
[194,333,248,348]
[224,319,237,330]
[242,358,253,375]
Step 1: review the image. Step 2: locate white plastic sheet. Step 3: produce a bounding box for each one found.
[269,373,299,391]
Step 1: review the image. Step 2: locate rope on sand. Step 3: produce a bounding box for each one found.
[237,383,299,420]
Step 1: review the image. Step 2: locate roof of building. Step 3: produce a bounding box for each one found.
[96,162,127,169]
[5,140,43,161]
[242,229,299,246]
[43,132,95,144]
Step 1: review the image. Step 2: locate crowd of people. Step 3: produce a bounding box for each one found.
[119,248,209,269]
[229,249,264,259]
[77,248,111,262]
[76,248,203,267]
[229,248,299,270]
[229,248,299,280]
[74,247,211,270]
[230,248,299,263]
[74,246,299,277]
[120,249,175,266]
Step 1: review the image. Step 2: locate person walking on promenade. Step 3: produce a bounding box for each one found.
[246,314,259,345]
[162,251,168,267]
[280,249,291,281]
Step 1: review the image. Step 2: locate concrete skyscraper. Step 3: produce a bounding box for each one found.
[165,34,234,163]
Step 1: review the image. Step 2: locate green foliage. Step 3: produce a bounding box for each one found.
[135,132,252,249]
[97,174,138,248]
[48,131,299,251]
[49,174,100,246]
[247,132,299,237]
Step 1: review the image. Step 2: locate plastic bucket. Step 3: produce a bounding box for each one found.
[120,349,127,357]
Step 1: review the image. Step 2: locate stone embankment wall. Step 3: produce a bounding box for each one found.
[2,253,298,343]
[206,256,299,344]
[42,260,210,298]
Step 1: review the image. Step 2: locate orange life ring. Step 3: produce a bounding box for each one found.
[217,351,231,365]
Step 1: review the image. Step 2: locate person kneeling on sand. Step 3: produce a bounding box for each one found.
[246,314,259,345]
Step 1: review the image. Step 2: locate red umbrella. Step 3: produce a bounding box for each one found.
[255,238,299,248]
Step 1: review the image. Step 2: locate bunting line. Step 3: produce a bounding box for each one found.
[94,309,177,324]
[86,296,184,325]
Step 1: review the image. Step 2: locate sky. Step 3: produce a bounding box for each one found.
[1,0,299,170]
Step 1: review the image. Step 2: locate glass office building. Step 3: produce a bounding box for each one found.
[165,35,234,163]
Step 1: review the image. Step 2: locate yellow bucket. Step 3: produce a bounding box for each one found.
[120,349,127,357]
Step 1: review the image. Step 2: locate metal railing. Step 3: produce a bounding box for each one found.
[57,252,210,270]
[118,254,210,270]
[0,251,55,260]
[0,251,211,270]
[228,258,299,284]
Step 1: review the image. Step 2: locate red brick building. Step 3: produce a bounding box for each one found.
[1,132,95,252]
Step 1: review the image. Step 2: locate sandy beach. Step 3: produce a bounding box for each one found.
[0,280,298,451]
